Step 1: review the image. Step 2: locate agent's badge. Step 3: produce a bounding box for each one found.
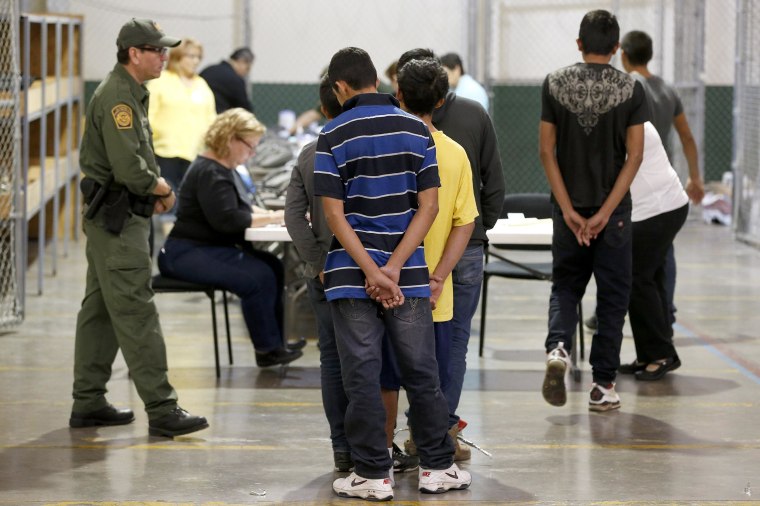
[111,104,133,130]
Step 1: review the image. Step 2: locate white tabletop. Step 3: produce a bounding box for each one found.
[245,225,291,242]
[245,217,552,245]
[486,217,553,245]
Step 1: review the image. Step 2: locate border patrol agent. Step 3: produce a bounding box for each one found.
[69,19,208,437]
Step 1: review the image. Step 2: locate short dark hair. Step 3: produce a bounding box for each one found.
[319,74,343,120]
[327,47,377,92]
[578,10,620,56]
[440,53,465,74]
[398,48,437,72]
[397,59,449,116]
[117,47,130,64]
[621,30,653,65]
[230,47,254,63]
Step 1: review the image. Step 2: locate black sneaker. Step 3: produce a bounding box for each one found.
[585,313,598,330]
[255,347,303,368]
[334,451,354,472]
[148,407,208,437]
[392,443,419,472]
[69,404,135,428]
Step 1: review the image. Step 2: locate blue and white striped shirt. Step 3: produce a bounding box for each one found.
[314,93,440,301]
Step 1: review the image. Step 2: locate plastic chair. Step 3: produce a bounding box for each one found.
[479,193,585,380]
[151,274,232,378]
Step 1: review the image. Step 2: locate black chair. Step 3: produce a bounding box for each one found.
[151,274,232,378]
[479,193,585,380]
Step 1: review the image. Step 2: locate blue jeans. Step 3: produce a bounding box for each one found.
[330,297,454,479]
[444,244,484,427]
[380,320,452,393]
[158,238,283,352]
[306,277,350,453]
[546,205,632,384]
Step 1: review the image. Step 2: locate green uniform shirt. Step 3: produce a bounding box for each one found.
[80,63,160,196]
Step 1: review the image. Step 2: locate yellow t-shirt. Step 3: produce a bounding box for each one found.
[425,131,479,322]
[147,70,217,161]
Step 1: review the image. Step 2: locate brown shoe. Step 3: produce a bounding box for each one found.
[449,422,471,461]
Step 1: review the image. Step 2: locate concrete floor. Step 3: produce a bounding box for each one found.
[1,214,759,505]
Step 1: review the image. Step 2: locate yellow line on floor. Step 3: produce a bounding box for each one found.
[6,441,759,452]
[26,501,760,506]
[490,442,760,450]
[226,401,319,408]
[5,443,280,451]
[34,502,465,506]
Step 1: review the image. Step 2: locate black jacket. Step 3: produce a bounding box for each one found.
[199,61,253,113]
[169,156,252,247]
[433,92,505,245]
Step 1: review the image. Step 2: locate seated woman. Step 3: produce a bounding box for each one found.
[158,108,303,368]
[619,121,690,380]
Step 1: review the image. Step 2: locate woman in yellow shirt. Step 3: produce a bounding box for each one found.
[148,37,217,213]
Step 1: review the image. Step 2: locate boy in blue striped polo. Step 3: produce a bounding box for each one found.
[314,47,470,501]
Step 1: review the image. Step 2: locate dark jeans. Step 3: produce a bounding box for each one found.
[444,243,484,427]
[306,277,350,453]
[155,156,190,216]
[158,238,284,352]
[546,205,632,384]
[664,244,677,325]
[380,320,452,394]
[330,297,454,479]
[629,204,688,363]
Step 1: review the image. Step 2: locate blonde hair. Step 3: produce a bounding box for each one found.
[205,108,266,159]
[167,37,203,73]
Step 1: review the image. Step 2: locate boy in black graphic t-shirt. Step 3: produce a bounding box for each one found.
[539,9,649,412]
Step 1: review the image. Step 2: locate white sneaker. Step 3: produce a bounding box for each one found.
[542,342,569,406]
[333,472,393,501]
[418,463,471,494]
[589,382,621,412]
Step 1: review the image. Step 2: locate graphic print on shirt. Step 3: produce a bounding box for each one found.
[549,66,635,134]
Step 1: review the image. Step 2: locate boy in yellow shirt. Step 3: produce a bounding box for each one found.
[377,57,478,474]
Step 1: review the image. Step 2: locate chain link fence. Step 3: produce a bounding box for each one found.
[42,0,737,194]
[0,0,22,328]
[486,0,737,194]
[5,1,743,312]
[733,0,760,245]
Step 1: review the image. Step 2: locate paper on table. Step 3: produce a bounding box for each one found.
[493,217,551,227]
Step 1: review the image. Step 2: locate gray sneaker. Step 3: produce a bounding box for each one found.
[542,342,569,407]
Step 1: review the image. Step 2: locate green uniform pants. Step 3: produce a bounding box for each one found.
[72,213,177,419]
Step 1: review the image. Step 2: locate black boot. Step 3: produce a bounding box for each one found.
[70,404,135,428]
[256,347,303,367]
[148,407,208,437]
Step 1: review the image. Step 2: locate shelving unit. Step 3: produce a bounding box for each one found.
[19,13,83,298]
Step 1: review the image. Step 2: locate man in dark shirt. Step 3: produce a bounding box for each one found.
[539,10,648,412]
[199,47,254,113]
